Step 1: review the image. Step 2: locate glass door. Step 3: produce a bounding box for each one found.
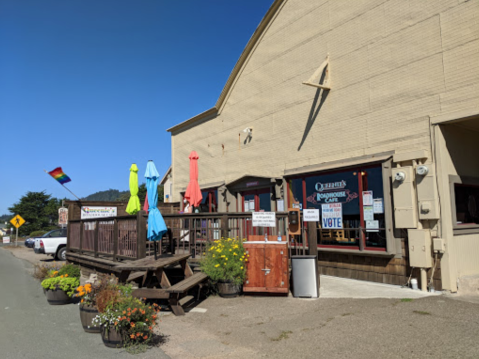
[242,188,272,238]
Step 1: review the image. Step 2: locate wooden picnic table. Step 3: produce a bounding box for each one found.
[115,253,206,315]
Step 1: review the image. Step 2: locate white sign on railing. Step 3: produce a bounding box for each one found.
[303,209,319,222]
[252,212,276,227]
[81,206,117,219]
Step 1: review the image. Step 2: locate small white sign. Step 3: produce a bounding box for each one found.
[362,191,373,206]
[303,209,320,222]
[244,201,249,212]
[363,206,374,221]
[252,212,276,227]
[249,200,255,212]
[81,206,117,219]
[3,236,10,244]
[277,199,284,212]
[373,198,384,214]
[321,203,343,229]
[366,220,379,232]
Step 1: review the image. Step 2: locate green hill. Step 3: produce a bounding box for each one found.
[81,189,128,202]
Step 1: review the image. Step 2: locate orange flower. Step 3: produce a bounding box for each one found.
[152,315,157,319]
[130,323,135,328]
[122,316,126,320]
[148,326,152,330]
[81,299,84,303]
[136,333,141,337]
[143,335,148,340]
[145,319,148,322]
[130,334,135,339]
[128,308,131,311]
[123,311,126,314]
[114,321,118,325]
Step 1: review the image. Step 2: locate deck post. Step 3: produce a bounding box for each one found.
[307,221,318,258]
[113,218,119,261]
[79,221,84,254]
[221,214,228,239]
[94,219,99,257]
[137,210,147,259]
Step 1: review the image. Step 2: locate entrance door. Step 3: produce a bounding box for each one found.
[243,188,272,237]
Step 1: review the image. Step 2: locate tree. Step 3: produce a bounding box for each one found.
[7,191,62,235]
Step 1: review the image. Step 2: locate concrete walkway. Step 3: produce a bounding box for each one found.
[319,275,440,299]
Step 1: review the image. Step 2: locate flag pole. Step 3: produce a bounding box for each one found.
[43,170,82,201]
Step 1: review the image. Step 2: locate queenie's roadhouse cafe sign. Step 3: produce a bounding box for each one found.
[307,180,358,205]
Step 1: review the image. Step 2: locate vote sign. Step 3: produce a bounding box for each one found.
[321,203,343,229]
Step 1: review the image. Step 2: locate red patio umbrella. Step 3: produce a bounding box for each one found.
[184,151,203,208]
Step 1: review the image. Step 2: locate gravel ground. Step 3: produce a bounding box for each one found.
[4,245,479,358]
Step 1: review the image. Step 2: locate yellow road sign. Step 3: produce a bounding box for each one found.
[10,214,25,228]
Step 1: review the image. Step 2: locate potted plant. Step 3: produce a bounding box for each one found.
[41,272,80,305]
[200,237,247,298]
[93,285,160,351]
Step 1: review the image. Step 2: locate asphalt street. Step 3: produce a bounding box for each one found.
[0,248,170,359]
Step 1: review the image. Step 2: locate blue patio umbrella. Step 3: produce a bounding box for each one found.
[145,161,167,257]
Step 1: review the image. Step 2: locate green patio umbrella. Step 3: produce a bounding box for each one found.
[126,163,141,215]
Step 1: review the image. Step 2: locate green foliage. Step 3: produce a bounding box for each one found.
[7,191,63,235]
[200,238,247,285]
[32,262,64,281]
[93,296,160,351]
[58,264,80,278]
[82,189,128,201]
[0,214,11,222]
[41,276,80,296]
[29,230,48,237]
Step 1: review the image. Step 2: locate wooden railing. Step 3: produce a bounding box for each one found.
[67,211,147,261]
[67,211,292,261]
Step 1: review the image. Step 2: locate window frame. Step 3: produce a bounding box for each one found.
[286,161,395,254]
[449,175,479,234]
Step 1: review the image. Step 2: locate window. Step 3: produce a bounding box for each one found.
[199,189,218,213]
[287,164,387,250]
[454,183,479,226]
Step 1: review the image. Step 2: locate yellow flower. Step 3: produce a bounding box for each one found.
[221,255,225,258]
[240,258,243,261]
[225,258,228,261]
[224,262,227,265]
[240,267,243,270]
[212,255,215,258]
[229,249,232,252]
[215,264,220,267]
[233,253,237,256]
[247,254,250,257]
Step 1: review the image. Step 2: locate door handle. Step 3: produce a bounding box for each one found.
[261,268,271,275]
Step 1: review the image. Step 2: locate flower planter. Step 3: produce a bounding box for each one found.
[101,326,124,348]
[45,289,71,305]
[79,304,101,333]
[217,280,241,298]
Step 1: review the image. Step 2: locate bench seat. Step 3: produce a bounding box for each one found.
[166,272,208,294]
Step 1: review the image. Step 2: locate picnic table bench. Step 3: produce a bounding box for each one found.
[115,253,207,316]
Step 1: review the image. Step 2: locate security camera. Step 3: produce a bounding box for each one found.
[394,171,406,182]
[416,165,429,176]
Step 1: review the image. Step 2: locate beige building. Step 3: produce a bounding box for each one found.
[167,0,479,292]
[160,166,173,203]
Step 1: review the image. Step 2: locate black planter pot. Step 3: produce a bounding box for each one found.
[101,326,124,348]
[217,280,241,298]
[45,289,71,305]
[79,305,101,333]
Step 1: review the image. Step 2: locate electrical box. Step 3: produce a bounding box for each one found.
[408,229,432,268]
[416,165,440,220]
[433,237,446,253]
[392,167,418,228]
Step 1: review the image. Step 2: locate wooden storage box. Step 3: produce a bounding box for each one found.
[243,237,289,294]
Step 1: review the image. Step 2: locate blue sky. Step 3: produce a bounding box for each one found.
[0,0,274,214]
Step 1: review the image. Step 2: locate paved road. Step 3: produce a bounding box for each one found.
[0,248,170,359]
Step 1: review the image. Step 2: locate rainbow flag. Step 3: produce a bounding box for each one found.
[48,167,71,184]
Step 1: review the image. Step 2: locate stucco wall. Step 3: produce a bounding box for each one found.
[171,0,479,202]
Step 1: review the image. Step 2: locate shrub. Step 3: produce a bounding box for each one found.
[58,264,80,278]
[32,262,64,281]
[199,238,247,285]
[41,275,80,296]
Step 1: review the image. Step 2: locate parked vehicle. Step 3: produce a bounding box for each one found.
[24,237,36,248]
[34,228,67,261]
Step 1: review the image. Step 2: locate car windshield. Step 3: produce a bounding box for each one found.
[41,231,54,238]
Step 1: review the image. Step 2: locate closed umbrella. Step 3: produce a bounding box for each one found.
[184,151,203,208]
[126,164,141,215]
[145,160,167,258]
